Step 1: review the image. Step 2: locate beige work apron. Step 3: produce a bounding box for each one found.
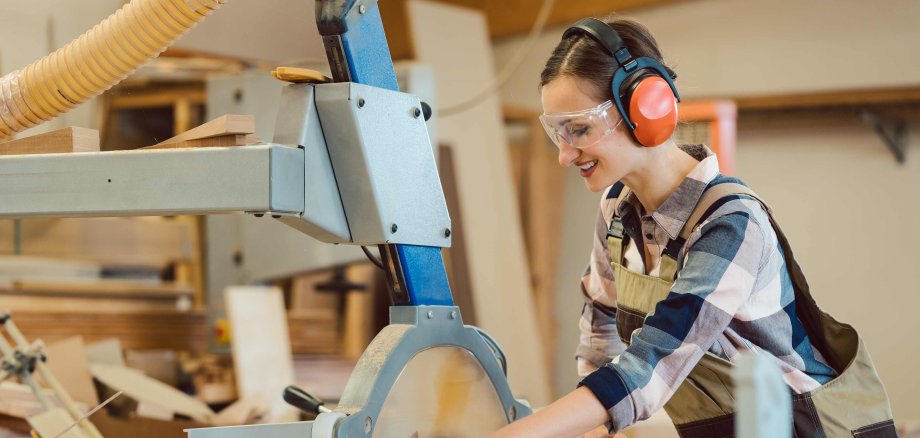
[606,183,896,437]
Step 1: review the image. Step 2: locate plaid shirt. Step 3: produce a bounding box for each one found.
[576,145,837,432]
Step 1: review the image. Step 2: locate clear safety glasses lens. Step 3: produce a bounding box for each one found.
[539,100,621,149]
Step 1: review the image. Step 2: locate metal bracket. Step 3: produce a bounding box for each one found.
[859,108,908,164]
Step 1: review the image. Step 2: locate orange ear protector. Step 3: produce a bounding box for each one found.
[562,18,680,147]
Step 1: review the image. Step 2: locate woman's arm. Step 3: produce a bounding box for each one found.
[494,210,767,436]
[488,386,610,438]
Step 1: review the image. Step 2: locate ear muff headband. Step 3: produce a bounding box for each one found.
[562,18,681,146]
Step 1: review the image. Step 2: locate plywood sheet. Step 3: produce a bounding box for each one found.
[0,217,194,269]
[90,364,214,424]
[225,286,298,422]
[84,339,125,367]
[407,0,550,406]
[27,408,86,438]
[44,336,99,406]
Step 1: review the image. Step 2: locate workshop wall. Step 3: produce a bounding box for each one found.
[492,0,920,422]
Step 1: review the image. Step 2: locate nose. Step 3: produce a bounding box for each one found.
[557,140,579,167]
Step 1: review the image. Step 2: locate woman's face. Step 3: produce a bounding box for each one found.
[540,76,639,192]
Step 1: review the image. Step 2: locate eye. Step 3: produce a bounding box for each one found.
[566,124,590,137]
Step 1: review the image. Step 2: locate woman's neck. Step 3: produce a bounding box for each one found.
[621,142,699,215]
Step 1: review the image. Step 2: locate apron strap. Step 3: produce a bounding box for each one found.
[676,182,847,372]
[607,185,633,267]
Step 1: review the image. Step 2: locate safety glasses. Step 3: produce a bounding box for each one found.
[539,100,623,149]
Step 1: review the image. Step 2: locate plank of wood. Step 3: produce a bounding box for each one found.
[43,337,99,406]
[0,127,99,156]
[85,339,125,367]
[408,0,551,406]
[437,144,476,324]
[226,286,298,423]
[7,280,194,300]
[11,310,208,353]
[90,364,215,424]
[27,408,87,438]
[142,134,260,150]
[0,217,195,269]
[211,395,267,426]
[155,115,254,146]
[342,263,377,359]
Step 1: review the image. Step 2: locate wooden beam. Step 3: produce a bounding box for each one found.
[732,86,920,111]
[0,127,99,156]
[379,0,415,60]
[432,0,692,39]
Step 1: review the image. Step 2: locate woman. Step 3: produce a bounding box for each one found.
[490,15,895,438]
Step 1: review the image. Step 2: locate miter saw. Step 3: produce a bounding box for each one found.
[0,1,531,436]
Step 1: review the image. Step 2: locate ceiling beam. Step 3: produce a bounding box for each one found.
[430,0,692,39]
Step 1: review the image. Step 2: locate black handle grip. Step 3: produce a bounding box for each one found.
[421,101,432,121]
[283,385,325,414]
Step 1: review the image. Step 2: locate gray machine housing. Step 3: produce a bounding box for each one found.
[274,82,451,247]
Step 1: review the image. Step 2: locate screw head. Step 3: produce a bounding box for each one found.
[449,311,456,319]
[391,223,398,233]
[364,416,372,434]
[444,228,451,238]
[413,107,421,118]
[358,4,367,14]
[508,405,517,420]
[358,97,365,108]
[427,310,434,319]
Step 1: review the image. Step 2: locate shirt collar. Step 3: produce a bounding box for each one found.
[615,144,721,240]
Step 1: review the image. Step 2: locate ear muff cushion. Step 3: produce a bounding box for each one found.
[628,76,678,146]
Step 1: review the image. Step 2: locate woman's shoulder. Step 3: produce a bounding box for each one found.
[691,176,775,244]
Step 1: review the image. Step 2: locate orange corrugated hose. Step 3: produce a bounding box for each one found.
[0,0,226,138]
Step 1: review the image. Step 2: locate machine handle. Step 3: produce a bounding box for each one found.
[283,385,331,414]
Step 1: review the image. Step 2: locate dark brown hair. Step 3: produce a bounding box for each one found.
[539,15,676,102]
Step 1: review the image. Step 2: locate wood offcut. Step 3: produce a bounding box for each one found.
[0,127,99,156]
[152,114,255,147]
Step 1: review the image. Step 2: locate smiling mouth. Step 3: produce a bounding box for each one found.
[577,160,597,171]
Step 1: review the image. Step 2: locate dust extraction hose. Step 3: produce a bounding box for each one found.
[0,0,226,138]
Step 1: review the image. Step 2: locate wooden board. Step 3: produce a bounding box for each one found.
[0,127,99,156]
[437,144,477,324]
[0,382,86,419]
[11,310,208,353]
[7,280,194,300]
[43,336,99,406]
[84,339,125,367]
[226,286,298,423]
[407,0,551,406]
[0,217,195,269]
[154,114,254,146]
[142,134,260,150]
[27,408,87,438]
[90,364,215,424]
